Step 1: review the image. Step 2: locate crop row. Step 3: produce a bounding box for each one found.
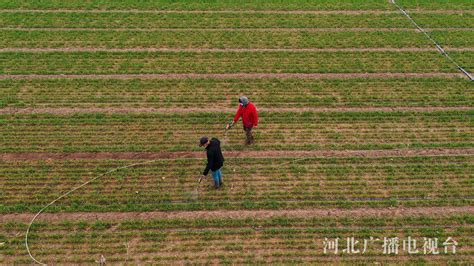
[0,0,396,11]
[0,13,415,29]
[0,30,440,49]
[398,0,474,10]
[410,13,474,29]
[16,214,474,231]
[451,51,474,73]
[1,111,472,152]
[0,78,472,109]
[0,51,458,74]
[1,156,472,212]
[1,13,472,29]
[2,214,472,264]
[0,0,469,11]
[430,30,474,48]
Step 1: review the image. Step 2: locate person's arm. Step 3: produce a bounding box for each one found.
[233,105,243,123]
[203,150,214,176]
[253,105,259,127]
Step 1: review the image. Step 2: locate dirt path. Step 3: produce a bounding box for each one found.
[2,206,473,223]
[0,73,464,80]
[0,47,455,53]
[425,28,474,32]
[1,148,472,161]
[408,10,474,14]
[0,106,471,115]
[443,47,474,52]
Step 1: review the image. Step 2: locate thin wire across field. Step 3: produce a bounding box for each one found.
[23,145,474,264]
[24,149,315,265]
[391,0,473,80]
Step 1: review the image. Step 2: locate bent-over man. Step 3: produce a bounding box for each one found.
[199,136,224,189]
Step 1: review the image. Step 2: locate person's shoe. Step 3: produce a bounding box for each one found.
[249,138,255,145]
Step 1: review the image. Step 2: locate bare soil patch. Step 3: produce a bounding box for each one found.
[1,148,472,161]
[2,206,473,223]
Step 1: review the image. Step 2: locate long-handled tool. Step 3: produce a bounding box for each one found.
[191,176,203,201]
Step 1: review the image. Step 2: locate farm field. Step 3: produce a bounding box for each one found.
[0,0,473,264]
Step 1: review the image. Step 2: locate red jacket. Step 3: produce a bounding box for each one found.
[233,102,258,128]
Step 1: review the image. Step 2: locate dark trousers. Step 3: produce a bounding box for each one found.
[243,125,255,145]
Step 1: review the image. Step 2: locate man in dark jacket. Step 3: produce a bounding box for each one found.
[199,136,224,189]
[226,96,259,145]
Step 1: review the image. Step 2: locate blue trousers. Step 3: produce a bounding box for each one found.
[211,168,223,187]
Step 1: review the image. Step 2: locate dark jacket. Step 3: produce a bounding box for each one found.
[203,138,224,176]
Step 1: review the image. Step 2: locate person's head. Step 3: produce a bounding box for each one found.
[239,96,249,107]
[199,136,210,148]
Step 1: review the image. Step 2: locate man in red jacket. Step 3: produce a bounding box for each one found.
[226,96,259,145]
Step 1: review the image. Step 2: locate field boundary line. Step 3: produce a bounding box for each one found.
[1,106,472,115]
[3,148,473,161]
[4,206,473,222]
[391,0,473,81]
[0,73,465,80]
